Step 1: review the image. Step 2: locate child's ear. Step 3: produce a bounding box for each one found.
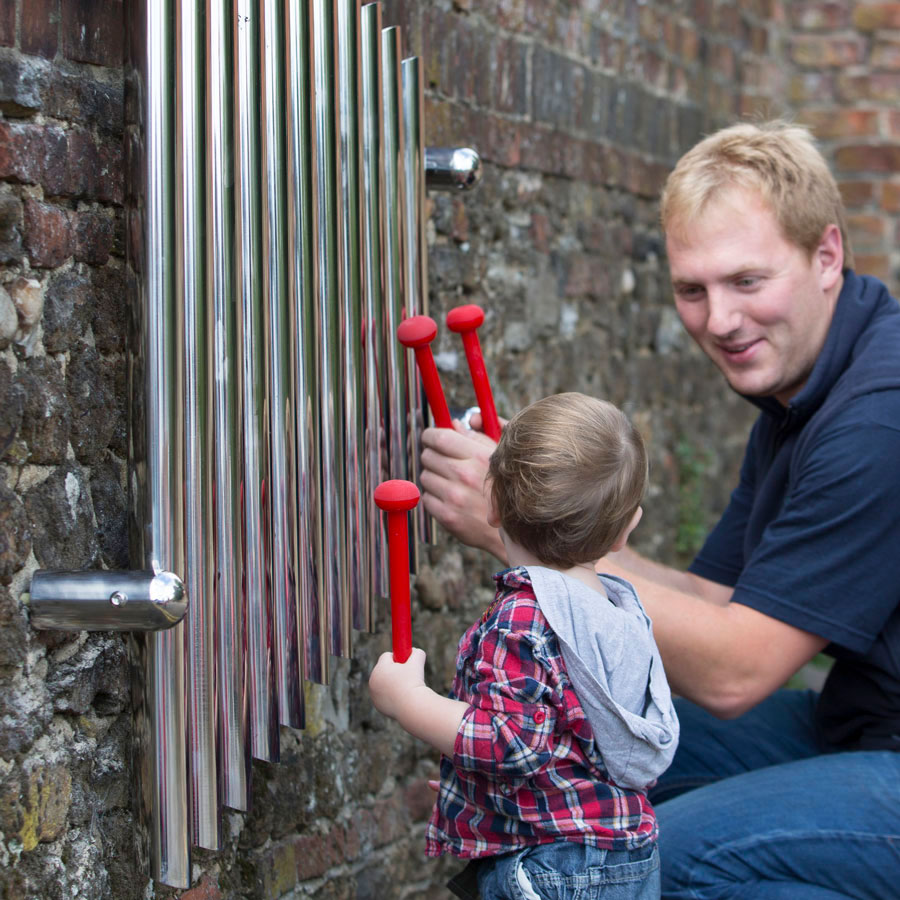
[485,478,502,528]
[610,507,643,552]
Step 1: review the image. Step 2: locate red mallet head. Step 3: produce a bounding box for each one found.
[374,480,420,662]
[397,316,453,429]
[445,304,501,441]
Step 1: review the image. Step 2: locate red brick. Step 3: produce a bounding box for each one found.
[23,199,72,268]
[790,35,864,67]
[835,143,900,173]
[789,71,836,102]
[847,212,887,249]
[881,182,900,212]
[838,71,900,102]
[854,253,891,281]
[798,109,880,140]
[790,1,851,29]
[531,212,549,253]
[293,830,344,881]
[179,874,222,900]
[871,37,900,68]
[839,180,877,208]
[61,1,124,67]
[21,0,58,59]
[0,3,15,47]
[853,3,900,31]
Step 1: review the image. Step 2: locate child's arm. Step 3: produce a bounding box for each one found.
[368,648,468,757]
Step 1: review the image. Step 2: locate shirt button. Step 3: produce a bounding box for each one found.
[534,710,546,724]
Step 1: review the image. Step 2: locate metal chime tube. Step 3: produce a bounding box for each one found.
[178,0,220,849]
[126,0,190,885]
[207,0,249,810]
[381,26,416,571]
[312,0,351,658]
[401,55,430,548]
[337,0,369,634]
[287,0,328,685]
[262,0,304,728]
[360,2,389,606]
[236,0,279,762]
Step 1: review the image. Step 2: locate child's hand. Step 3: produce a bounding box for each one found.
[368,647,427,721]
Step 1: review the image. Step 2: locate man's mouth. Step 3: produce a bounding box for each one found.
[718,338,761,360]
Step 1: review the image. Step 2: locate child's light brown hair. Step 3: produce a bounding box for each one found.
[488,393,648,568]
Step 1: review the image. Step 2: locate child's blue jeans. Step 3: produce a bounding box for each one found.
[476,841,660,900]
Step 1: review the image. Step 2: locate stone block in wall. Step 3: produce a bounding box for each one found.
[835,143,900,173]
[790,34,864,67]
[66,342,120,464]
[791,1,852,30]
[24,462,99,569]
[799,109,879,140]
[42,268,92,352]
[0,481,31,584]
[0,3,14,47]
[0,190,24,264]
[15,355,71,466]
[0,55,46,116]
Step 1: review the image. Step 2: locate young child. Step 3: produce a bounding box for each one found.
[369,392,678,900]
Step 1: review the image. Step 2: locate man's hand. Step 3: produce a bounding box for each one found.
[419,418,506,561]
[368,648,427,721]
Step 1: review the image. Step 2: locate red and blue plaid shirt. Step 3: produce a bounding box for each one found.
[425,567,658,859]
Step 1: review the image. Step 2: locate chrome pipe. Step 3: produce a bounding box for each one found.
[312,0,351,658]
[125,0,190,885]
[262,0,304,728]
[401,55,431,548]
[178,0,220,850]
[28,570,187,631]
[424,147,482,191]
[236,0,279,762]
[360,2,389,606]
[286,0,328,685]
[337,0,368,632]
[381,26,416,572]
[208,0,249,811]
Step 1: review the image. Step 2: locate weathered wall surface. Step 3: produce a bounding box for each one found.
[0,1,895,898]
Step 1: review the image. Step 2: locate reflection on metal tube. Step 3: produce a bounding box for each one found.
[125,0,190,885]
[236,0,279,762]
[208,0,249,811]
[337,0,368,633]
[262,0,304,729]
[178,0,220,850]
[312,0,351,658]
[360,3,389,607]
[287,0,328,685]
[381,27,416,572]
[401,55,431,548]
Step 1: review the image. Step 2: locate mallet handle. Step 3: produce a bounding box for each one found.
[397,316,453,428]
[374,480,420,662]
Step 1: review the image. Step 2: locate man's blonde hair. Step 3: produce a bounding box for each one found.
[488,393,648,568]
[661,120,854,268]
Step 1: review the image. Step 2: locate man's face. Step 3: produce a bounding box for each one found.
[666,188,843,406]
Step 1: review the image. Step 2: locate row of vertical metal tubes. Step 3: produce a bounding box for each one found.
[125,0,427,886]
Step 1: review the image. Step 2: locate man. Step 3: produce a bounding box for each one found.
[419,121,900,898]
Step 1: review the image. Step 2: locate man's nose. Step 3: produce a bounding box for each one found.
[706,289,742,337]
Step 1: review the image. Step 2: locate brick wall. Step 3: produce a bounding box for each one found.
[791,1,900,287]
[0,1,895,899]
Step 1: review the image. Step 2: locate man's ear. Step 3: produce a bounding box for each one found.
[817,223,844,291]
[610,506,643,553]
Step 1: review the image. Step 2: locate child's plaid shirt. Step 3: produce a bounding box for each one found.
[425,567,658,859]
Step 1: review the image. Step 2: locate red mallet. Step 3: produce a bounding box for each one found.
[397,316,453,429]
[373,480,420,663]
[446,304,501,441]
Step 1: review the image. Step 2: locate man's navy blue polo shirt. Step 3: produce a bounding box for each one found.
[689,270,900,751]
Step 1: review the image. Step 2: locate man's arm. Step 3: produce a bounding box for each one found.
[601,549,828,718]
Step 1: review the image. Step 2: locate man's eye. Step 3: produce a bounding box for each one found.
[675,285,703,299]
[735,277,759,288]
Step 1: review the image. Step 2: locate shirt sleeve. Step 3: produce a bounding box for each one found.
[453,614,563,781]
[731,398,900,653]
